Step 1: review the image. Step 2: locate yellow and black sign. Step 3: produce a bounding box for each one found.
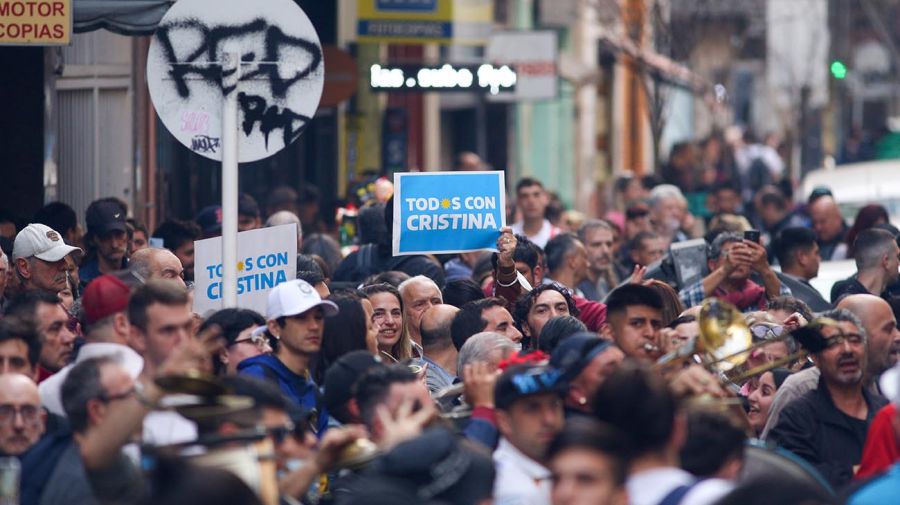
[356,0,492,45]
[0,0,71,45]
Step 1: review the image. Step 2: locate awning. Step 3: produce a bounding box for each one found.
[74,0,173,36]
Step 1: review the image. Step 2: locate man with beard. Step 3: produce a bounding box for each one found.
[769,310,889,488]
[679,232,788,312]
[577,220,619,301]
[79,198,129,287]
[12,223,82,296]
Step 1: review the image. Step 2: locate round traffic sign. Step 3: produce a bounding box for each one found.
[147,0,324,162]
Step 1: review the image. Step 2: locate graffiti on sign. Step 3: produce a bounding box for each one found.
[147,0,324,163]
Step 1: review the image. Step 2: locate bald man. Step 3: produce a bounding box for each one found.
[809,196,848,260]
[129,247,186,287]
[839,294,900,379]
[0,373,45,455]
[419,304,460,394]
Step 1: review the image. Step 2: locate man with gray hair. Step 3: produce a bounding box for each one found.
[399,275,443,348]
[0,248,10,309]
[648,184,688,246]
[678,232,788,312]
[128,247,186,288]
[457,331,517,373]
[265,210,303,251]
[831,228,899,303]
[12,223,82,295]
[577,219,619,300]
[759,307,869,440]
[768,309,888,488]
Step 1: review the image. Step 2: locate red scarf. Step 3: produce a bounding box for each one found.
[713,280,767,311]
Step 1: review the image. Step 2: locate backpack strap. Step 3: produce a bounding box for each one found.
[658,480,702,505]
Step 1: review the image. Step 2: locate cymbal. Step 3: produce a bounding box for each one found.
[155,371,228,397]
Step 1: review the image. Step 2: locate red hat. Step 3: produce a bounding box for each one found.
[82,274,131,325]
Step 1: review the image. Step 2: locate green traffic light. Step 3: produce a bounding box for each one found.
[831,60,847,80]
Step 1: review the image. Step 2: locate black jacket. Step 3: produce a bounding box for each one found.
[768,378,888,490]
[332,243,446,288]
[776,272,832,312]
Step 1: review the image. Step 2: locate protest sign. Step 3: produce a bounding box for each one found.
[193,224,297,316]
[393,171,505,256]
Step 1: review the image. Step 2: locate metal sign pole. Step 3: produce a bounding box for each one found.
[221,50,241,308]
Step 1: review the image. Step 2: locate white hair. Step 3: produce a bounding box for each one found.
[648,184,686,207]
[398,275,441,298]
[457,331,516,372]
[265,211,303,240]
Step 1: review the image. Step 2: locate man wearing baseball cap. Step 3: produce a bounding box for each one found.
[238,279,338,433]
[493,354,566,505]
[79,198,129,287]
[39,274,143,417]
[12,223,81,295]
[550,332,625,417]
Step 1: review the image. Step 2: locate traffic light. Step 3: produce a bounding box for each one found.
[830,60,848,80]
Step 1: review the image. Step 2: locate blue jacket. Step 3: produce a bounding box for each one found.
[238,354,329,433]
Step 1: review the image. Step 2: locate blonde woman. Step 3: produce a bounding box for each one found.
[361,283,417,362]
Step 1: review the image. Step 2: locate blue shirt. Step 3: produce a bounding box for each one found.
[238,354,329,433]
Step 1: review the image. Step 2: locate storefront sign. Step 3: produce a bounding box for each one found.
[370,63,516,94]
[0,0,71,45]
[486,31,557,101]
[356,0,492,45]
[393,171,505,255]
[193,224,298,316]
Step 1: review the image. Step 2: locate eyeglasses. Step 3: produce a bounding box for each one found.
[750,325,785,340]
[824,332,864,348]
[231,333,269,350]
[0,404,41,426]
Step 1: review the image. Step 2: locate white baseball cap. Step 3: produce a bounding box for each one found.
[267,279,338,321]
[13,223,82,262]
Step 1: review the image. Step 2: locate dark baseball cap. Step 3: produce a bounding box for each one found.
[323,351,387,414]
[195,205,222,235]
[239,194,260,218]
[807,186,833,204]
[494,363,567,410]
[85,200,127,235]
[549,332,614,383]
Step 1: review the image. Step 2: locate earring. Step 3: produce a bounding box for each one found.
[578,397,587,405]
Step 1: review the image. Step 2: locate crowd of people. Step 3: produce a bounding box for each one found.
[1,144,900,505]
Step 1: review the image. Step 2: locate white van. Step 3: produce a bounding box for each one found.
[801,160,900,224]
[801,160,900,300]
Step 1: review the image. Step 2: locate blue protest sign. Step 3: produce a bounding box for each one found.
[393,171,506,255]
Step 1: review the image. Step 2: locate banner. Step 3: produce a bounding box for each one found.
[393,171,505,256]
[193,224,297,316]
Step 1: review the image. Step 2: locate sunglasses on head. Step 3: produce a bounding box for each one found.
[750,325,785,340]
